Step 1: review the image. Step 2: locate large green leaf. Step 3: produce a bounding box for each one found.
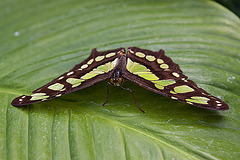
[0,0,239,159]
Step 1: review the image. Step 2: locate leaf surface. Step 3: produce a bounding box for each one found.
[0,0,240,159]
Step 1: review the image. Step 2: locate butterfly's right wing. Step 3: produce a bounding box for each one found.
[11,48,125,106]
[123,47,228,110]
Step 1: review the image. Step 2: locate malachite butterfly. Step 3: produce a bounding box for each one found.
[11,47,229,111]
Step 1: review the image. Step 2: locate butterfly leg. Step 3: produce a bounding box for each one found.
[119,85,145,113]
[102,82,112,106]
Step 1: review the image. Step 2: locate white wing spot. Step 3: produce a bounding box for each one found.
[146,55,156,61]
[216,101,220,103]
[87,59,94,65]
[106,52,116,58]
[81,64,88,69]
[171,97,178,100]
[217,103,222,106]
[135,52,145,58]
[19,99,22,101]
[56,94,62,97]
[60,88,66,91]
[157,59,164,64]
[22,96,26,98]
[34,88,42,92]
[172,72,180,78]
[58,76,64,80]
[128,49,134,54]
[67,71,74,76]
[95,55,105,62]
[160,64,169,69]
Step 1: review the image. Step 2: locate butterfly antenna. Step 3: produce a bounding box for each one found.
[119,85,145,113]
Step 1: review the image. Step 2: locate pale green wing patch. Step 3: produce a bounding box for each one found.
[30,96,49,101]
[174,85,195,94]
[96,58,118,73]
[137,73,159,81]
[154,79,176,86]
[186,98,208,105]
[154,80,176,90]
[96,64,109,72]
[127,60,158,80]
[126,58,180,90]
[66,78,85,88]
[66,78,85,84]
[30,93,49,101]
[131,64,149,73]
[185,96,210,105]
[48,83,64,91]
[126,58,134,71]
[81,72,99,80]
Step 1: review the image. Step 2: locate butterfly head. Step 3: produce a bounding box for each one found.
[118,49,125,55]
[110,69,123,86]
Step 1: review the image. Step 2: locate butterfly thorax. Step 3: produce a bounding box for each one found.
[110,54,126,86]
[110,68,123,86]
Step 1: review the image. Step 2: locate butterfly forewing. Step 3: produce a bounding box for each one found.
[11,48,125,106]
[124,47,228,110]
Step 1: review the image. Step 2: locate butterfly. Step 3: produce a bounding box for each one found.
[11,47,229,112]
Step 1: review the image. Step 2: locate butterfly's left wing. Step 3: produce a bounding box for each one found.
[123,47,229,110]
[11,48,125,106]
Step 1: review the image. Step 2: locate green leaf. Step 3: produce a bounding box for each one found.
[1,0,240,159]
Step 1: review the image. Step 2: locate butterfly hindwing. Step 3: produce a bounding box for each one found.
[124,47,228,110]
[11,48,125,106]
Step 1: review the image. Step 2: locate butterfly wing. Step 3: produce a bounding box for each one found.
[123,47,229,110]
[11,48,125,106]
